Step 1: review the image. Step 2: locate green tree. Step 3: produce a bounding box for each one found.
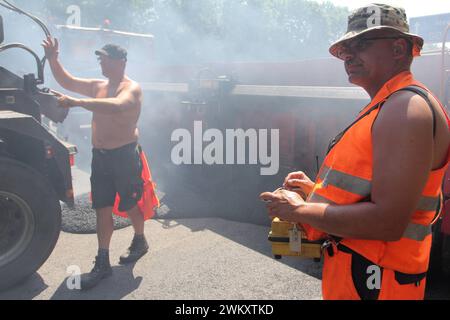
[1,0,349,63]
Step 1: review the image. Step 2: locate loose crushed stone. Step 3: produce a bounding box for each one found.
[61,193,132,234]
[61,190,167,234]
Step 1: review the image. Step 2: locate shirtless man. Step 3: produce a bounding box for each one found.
[42,38,149,290]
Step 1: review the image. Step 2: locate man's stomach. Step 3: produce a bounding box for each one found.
[92,127,139,150]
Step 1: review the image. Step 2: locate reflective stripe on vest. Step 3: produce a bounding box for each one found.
[316,166,440,212]
[308,192,434,241]
[319,166,371,197]
[403,223,432,241]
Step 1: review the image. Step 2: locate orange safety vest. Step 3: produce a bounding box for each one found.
[303,71,450,299]
[113,148,160,221]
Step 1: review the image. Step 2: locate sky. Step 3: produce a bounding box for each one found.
[317,0,450,17]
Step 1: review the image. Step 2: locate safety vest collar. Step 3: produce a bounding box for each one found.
[359,71,417,116]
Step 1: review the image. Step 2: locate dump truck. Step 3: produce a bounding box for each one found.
[0,2,76,290]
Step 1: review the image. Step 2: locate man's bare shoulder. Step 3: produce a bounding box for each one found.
[375,90,433,132]
[91,79,108,90]
[119,78,142,93]
[127,79,142,93]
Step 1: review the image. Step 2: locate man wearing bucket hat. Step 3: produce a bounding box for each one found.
[261,4,450,300]
[42,39,153,289]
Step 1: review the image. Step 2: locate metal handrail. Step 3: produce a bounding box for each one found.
[0,43,44,84]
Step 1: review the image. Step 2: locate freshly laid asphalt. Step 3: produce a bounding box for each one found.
[0,218,323,300]
[0,166,323,300]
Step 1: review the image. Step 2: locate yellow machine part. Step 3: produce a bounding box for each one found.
[268,217,322,259]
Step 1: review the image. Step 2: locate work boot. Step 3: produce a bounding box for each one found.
[119,234,149,264]
[80,253,112,290]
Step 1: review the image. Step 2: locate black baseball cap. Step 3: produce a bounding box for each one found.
[95,44,127,60]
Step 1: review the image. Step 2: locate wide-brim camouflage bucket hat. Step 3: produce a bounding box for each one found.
[329,3,424,59]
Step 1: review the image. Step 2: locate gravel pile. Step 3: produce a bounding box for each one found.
[61,193,132,234]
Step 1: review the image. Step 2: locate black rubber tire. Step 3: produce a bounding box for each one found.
[274,255,282,260]
[0,157,61,291]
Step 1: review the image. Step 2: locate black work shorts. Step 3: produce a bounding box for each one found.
[90,142,143,212]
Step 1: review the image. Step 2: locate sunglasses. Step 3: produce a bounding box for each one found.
[97,56,126,63]
[336,36,411,59]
